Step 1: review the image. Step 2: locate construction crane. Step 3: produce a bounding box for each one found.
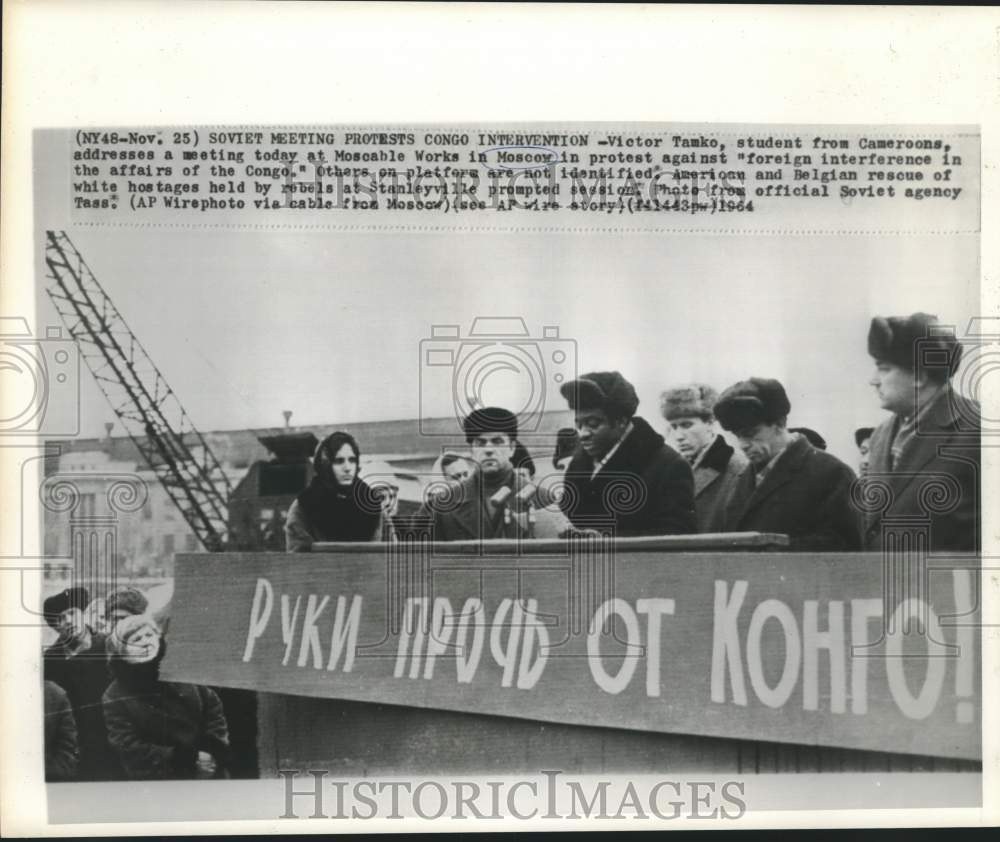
[44,230,232,551]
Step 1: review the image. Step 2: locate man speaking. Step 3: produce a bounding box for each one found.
[558,371,696,537]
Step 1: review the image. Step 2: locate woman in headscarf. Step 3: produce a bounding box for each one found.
[102,614,230,780]
[284,431,385,551]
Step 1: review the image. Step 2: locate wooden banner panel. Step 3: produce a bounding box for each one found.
[164,546,981,760]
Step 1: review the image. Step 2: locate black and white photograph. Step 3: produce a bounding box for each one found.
[1,2,997,835]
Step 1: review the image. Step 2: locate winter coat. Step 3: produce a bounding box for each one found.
[691,435,748,533]
[43,632,119,780]
[863,386,980,552]
[44,680,79,782]
[414,468,531,541]
[720,434,862,551]
[559,416,697,537]
[285,477,384,551]
[102,642,230,780]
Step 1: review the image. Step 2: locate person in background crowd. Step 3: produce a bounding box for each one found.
[854,426,875,478]
[43,586,119,780]
[102,615,231,780]
[660,383,748,533]
[433,451,473,483]
[559,371,696,537]
[552,427,580,472]
[44,680,79,782]
[512,442,536,484]
[83,597,107,636]
[285,432,384,551]
[789,427,827,450]
[715,377,862,550]
[104,585,149,630]
[417,407,531,541]
[864,313,980,552]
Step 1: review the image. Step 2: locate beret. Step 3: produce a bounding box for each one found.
[560,371,639,419]
[462,407,518,443]
[868,313,962,379]
[714,378,792,432]
[42,586,90,630]
[854,426,875,448]
[660,384,719,420]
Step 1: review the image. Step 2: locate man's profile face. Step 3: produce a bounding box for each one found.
[443,457,471,482]
[857,436,872,475]
[735,422,784,470]
[575,408,627,462]
[470,432,515,477]
[668,415,715,460]
[869,360,918,415]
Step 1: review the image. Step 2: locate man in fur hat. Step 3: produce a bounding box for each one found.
[416,407,532,541]
[42,586,119,779]
[864,313,980,552]
[104,585,149,630]
[660,383,748,533]
[558,371,696,536]
[715,377,862,550]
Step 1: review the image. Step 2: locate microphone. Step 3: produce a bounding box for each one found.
[489,486,512,507]
[514,482,538,510]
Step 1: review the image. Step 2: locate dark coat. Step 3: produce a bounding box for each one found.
[863,386,980,552]
[415,468,530,541]
[285,477,384,551]
[692,435,749,533]
[560,416,697,537]
[102,645,230,780]
[721,435,862,551]
[44,680,79,782]
[43,632,119,780]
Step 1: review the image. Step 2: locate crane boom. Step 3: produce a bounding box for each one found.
[44,230,231,551]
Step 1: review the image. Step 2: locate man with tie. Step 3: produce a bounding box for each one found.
[863,313,980,552]
[714,377,862,550]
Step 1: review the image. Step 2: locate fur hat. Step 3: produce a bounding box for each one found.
[105,585,148,619]
[715,378,792,432]
[868,313,962,381]
[560,371,639,420]
[660,384,719,421]
[42,587,90,630]
[462,407,518,444]
[106,613,161,664]
[854,426,875,448]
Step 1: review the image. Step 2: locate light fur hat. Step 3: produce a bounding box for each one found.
[660,384,719,421]
[107,613,161,664]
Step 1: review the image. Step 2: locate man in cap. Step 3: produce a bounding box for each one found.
[715,377,862,550]
[104,585,149,630]
[42,586,119,779]
[661,383,748,533]
[416,407,532,541]
[559,371,696,536]
[864,313,979,552]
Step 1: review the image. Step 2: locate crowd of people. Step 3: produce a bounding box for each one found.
[42,584,230,782]
[43,311,980,782]
[285,312,980,554]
